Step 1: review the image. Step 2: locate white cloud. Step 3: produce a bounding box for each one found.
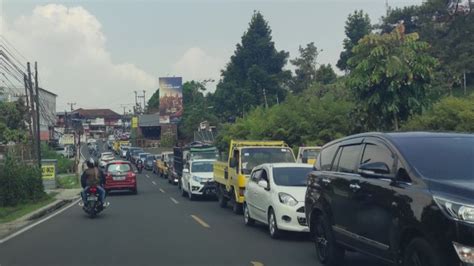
[2,4,156,112]
[172,47,224,91]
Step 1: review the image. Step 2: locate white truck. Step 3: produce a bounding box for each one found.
[180,159,217,201]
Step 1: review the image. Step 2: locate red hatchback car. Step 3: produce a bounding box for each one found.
[104,161,137,194]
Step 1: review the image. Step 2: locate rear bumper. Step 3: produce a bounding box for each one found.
[104,181,136,191]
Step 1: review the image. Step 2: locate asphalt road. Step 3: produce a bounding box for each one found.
[0,143,386,266]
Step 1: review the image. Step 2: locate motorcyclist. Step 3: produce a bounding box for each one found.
[136,158,144,173]
[81,158,106,207]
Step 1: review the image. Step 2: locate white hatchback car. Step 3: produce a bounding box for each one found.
[243,163,313,238]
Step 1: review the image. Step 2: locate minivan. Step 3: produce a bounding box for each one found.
[305,132,474,266]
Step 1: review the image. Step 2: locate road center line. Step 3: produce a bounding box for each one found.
[251,262,264,266]
[146,175,150,178]
[151,181,157,185]
[191,215,210,228]
[170,197,179,204]
[0,198,81,244]
[159,188,165,193]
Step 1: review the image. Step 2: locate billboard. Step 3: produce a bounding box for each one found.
[159,77,183,124]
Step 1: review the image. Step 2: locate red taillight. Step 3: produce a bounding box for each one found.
[106,172,112,180]
[89,187,97,193]
[127,172,136,179]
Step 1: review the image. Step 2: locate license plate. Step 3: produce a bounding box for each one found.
[87,196,98,201]
[113,176,126,181]
[206,188,216,194]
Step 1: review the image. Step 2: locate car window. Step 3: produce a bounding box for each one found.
[261,169,269,182]
[320,144,338,171]
[107,163,131,173]
[251,169,261,182]
[336,145,363,174]
[361,143,395,174]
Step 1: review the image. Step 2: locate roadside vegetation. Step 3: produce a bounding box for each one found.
[0,193,55,223]
[164,1,474,149]
[56,175,80,189]
[41,143,74,174]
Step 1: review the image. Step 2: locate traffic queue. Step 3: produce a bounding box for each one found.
[108,132,474,266]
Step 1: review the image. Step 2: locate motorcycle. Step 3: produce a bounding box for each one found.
[79,186,107,218]
[137,161,144,174]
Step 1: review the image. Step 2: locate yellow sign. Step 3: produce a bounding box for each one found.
[42,165,56,180]
[131,117,138,128]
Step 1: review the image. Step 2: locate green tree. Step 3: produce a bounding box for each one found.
[337,10,372,72]
[213,11,291,120]
[147,89,160,112]
[347,27,438,131]
[403,95,474,131]
[315,64,337,85]
[0,98,29,144]
[179,81,218,141]
[290,42,319,93]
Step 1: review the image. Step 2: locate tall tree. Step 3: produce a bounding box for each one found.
[213,11,291,120]
[179,81,218,140]
[315,64,337,85]
[147,89,160,112]
[347,26,438,131]
[337,10,372,72]
[290,42,319,93]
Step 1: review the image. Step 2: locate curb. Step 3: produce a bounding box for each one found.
[27,199,73,221]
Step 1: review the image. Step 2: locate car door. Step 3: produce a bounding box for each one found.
[354,138,399,258]
[253,168,271,223]
[328,140,364,244]
[246,169,262,221]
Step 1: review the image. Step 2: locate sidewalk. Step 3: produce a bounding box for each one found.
[0,188,82,239]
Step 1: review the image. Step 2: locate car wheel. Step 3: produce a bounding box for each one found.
[312,214,344,265]
[403,238,442,266]
[217,185,227,208]
[243,203,255,226]
[230,192,243,214]
[188,185,194,201]
[268,209,282,239]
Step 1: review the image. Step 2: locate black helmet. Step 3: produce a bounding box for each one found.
[86,158,95,168]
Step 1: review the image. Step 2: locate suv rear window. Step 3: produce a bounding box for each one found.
[335,145,363,173]
[320,144,338,171]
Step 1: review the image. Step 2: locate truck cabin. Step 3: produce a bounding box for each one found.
[229,147,295,175]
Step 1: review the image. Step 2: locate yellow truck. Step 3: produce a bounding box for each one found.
[214,140,296,214]
[113,140,131,155]
[296,146,322,165]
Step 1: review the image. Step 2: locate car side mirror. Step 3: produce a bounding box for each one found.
[183,168,189,173]
[258,180,269,190]
[358,162,390,178]
[229,158,237,168]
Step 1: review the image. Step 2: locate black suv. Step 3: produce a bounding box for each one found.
[305,132,474,266]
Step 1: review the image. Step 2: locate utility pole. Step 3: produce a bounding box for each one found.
[142,90,146,113]
[67,102,76,111]
[34,62,41,168]
[464,71,467,95]
[23,74,32,137]
[26,63,37,162]
[262,88,269,109]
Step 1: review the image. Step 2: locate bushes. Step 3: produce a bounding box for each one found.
[403,95,474,132]
[0,156,45,207]
[41,143,74,174]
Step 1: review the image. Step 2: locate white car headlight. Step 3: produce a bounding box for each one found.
[278,192,298,207]
[434,196,474,224]
[192,176,202,182]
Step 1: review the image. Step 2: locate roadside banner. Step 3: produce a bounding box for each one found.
[41,159,58,189]
[131,116,138,128]
[159,77,183,124]
[60,134,74,145]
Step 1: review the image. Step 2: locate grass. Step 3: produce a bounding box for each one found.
[57,175,80,189]
[0,194,56,223]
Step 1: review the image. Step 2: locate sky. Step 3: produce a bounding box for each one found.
[0,0,422,113]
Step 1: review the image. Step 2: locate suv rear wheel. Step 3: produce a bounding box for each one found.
[312,214,344,265]
[403,238,442,266]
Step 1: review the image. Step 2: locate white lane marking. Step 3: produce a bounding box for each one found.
[152,181,157,185]
[159,188,165,193]
[0,198,81,244]
[170,197,179,204]
[251,262,264,266]
[190,215,210,228]
[146,174,150,178]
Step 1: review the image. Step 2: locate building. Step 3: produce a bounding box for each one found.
[38,88,57,141]
[70,108,122,137]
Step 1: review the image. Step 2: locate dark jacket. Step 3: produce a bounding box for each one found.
[81,167,105,188]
